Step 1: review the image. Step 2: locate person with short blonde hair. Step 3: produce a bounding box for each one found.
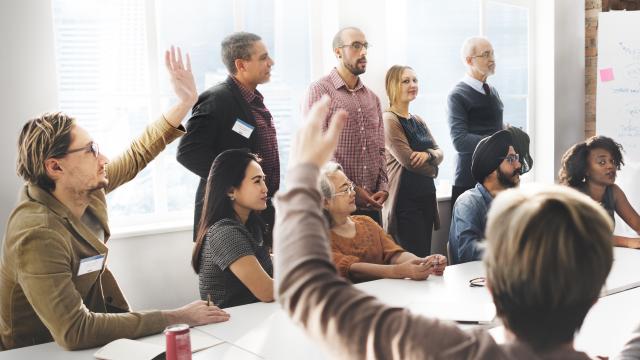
[484,185,613,350]
[273,96,615,359]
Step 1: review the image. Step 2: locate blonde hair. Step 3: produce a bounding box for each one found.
[384,65,412,107]
[17,112,75,191]
[484,184,613,350]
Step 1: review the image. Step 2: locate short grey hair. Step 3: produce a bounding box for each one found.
[460,36,490,62]
[319,162,345,227]
[319,161,344,199]
[221,32,262,74]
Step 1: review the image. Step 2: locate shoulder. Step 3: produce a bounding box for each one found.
[207,219,252,244]
[455,188,485,212]
[352,215,381,230]
[307,75,333,92]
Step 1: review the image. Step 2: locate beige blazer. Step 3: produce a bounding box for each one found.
[382,111,443,241]
[0,117,184,350]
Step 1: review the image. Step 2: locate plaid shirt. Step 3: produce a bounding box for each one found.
[232,77,280,195]
[304,68,388,193]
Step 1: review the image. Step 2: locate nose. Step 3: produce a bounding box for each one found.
[98,153,109,165]
[268,56,274,67]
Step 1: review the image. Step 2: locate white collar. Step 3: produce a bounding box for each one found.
[462,74,486,95]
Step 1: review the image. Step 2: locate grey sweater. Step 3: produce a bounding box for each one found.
[447,81,503,187]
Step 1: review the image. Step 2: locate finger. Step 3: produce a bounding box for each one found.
[171,45,178,68]
[186,53,192,72]
[410,152,417,160]
[164,50,172,72]
[176,47,184,69]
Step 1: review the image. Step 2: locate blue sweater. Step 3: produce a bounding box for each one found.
[447,82,503,187]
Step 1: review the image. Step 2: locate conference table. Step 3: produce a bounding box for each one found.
[2,247,639,359]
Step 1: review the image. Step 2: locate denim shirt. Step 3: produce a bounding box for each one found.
[449,183,493,264]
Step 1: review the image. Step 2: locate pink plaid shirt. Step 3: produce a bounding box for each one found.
[232,77,280,195]
[304,68,388,193]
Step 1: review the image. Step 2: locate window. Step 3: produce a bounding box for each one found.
[52,0,529,232]
[403,0,530,195]
[52,0,311,232]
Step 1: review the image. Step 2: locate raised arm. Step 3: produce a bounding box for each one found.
[274,96,476,359]
[105,46,196,192]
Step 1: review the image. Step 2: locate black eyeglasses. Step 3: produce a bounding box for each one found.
[65,141,100,158]
[340,42,370,51]
[500,154,520,164]
[469,277,486,287]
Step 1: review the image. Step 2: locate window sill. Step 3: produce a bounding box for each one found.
[109,219,193,240]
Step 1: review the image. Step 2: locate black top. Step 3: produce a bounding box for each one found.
[447,81,503,187]
[177,76,265,239]
[198,218,273,308]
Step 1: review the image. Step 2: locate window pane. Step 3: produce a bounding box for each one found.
[406,0,480,193]
[486,1,529,130]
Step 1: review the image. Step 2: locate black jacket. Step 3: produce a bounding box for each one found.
[177,76,259,238]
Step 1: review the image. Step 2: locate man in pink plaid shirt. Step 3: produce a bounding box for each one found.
[303,27,388,224]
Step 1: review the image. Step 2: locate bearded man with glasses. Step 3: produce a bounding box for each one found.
[304,27,388,226]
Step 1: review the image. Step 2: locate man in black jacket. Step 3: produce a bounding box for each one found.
[177,32,279,243]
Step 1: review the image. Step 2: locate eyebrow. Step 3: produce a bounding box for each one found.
[251,175,266,180]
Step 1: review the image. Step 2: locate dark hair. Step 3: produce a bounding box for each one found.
[192,149,262,273]
[221,32,262,75]
[558,135,624,187]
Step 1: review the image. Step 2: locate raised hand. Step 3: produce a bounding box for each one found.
[290,95,347,168]
[165,45,198,109]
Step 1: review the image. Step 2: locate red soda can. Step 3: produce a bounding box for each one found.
[164,324,192,360]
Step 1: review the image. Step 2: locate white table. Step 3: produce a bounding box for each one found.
[3,248,640,359]
[603,247,640,296]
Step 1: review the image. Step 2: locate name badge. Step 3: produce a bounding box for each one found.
[77,254,105,276]
[231,119,254,139]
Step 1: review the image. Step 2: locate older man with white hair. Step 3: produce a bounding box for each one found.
[447,36,504,209]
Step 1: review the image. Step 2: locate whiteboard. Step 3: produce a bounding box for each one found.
[596,11,640,236]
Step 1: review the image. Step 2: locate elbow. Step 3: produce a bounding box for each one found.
[255,291,275,303]
[55,333,90,351]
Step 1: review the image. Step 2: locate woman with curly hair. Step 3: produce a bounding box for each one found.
[559,135,640,248]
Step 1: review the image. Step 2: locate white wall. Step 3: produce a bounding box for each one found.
[0,0,58,237]
[532,0,585,183]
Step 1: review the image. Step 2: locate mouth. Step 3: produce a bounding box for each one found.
[357,59,367,66]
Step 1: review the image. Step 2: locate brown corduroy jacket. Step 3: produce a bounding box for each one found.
[0,117,184,350]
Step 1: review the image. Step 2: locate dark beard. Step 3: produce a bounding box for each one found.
[497,167,519,188]
[346,62,366,76]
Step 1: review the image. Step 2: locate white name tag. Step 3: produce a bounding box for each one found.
[77,254,105,276]
[231,119,254,139]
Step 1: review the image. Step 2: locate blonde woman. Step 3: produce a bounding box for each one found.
[382,65,443,256]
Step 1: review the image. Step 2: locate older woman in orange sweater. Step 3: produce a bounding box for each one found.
[320,162,447,282]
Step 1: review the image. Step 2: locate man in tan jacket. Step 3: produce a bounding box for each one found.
[0,47,229,351]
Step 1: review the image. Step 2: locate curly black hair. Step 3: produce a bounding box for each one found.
[558,136,624,187]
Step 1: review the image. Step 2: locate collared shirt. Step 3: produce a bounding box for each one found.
[449,183,493,264]
[462,74,487,95]
[304,68,387,194]
[231,76,280,195]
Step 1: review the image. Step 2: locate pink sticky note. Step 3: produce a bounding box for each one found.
[600,68,615,82]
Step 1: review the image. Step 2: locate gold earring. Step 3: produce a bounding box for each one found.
[229,195,235,201]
